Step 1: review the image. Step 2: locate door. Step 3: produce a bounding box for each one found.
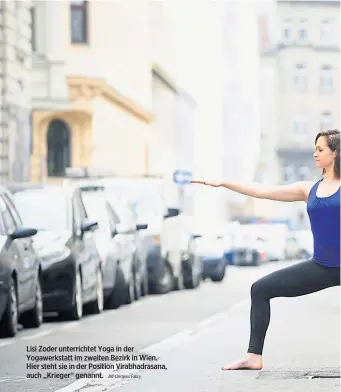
[74,192,98,299]
[107,203,134,283]
[0,194,34,308]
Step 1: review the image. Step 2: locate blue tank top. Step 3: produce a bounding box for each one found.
[307,179,340,268]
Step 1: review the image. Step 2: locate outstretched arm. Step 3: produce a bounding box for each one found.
[191,180,313,202]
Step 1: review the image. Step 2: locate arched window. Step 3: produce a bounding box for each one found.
[47,119,71,177]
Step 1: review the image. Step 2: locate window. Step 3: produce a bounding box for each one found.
[283,165,295,183]
[282,19,292,42]
[47,119,71,177]
[320,20,332,45]
[0,195,17,235]
[294,64,307,92]
[298,19,308,42]
[320,112,333,131]
[320,65,333,92]
[80,192,111,234]
[14,191,70,231]
[298,166,310,181]
[293,113,308,135]
[2,193,22,226]
[70,0,88,43]
[30,6,36,52]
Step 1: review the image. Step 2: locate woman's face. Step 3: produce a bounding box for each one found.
[314,136,335,169]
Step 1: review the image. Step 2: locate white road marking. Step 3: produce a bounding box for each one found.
[20,329,55,341]
[230,299,249,312]
[60,322,79,331]
[0,339,15,348]
[54,299,248,392]
[196,311,227,328]
[0,376,28,383]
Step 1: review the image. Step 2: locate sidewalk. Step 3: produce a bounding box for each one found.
[111,286,340,392]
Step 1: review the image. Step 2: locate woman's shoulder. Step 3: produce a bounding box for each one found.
[301,180,320,200]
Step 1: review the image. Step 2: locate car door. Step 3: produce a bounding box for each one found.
[0,194,33,308]
[75,192,98,297]
[106,203,133,283]
[2,192,38,300]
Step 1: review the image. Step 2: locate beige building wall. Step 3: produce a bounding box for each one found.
[30,0,154,182]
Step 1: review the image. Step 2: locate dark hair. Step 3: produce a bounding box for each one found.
[315,129,340,179]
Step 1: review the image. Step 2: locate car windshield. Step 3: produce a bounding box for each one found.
[13,190,70,231]
[104,182,166,219]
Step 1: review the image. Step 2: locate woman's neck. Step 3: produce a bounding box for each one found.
[323,170,339,183]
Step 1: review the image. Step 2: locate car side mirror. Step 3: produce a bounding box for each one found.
[164,208,180,219]
[112,223,134,237]
[81,220,98,234]
[10,227,37,240]
[136,223,148,231]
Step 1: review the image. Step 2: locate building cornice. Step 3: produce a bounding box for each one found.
[151,63,178,93]
[67,76,155,123]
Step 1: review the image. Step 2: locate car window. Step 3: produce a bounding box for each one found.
[72,196,82,231]
[105,203,118,232]
[2,193,22,226]
[0,194,17,234]
[81,191,112,233]
[13,190,70,231]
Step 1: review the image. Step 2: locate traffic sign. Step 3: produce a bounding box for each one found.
[173,170,192,185]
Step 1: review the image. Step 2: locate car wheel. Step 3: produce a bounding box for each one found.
[0,277,18,338]
[86,268,104,314]
[134,273,142,301]
[105,265,126,310]
[184,255,201,289]
[126,274,135,304]
[210,260,226,282]
[141,269,149,297]
[61,270,83,321]
[152,261,173,294]
[20,276,43,329]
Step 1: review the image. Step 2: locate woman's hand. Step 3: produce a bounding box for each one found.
[190,180,221,187]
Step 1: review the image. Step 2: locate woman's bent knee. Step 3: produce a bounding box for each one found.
[250,278,269,299]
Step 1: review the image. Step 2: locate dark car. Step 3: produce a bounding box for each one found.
[0,187,42,338]
[79,187,149,308]
[105,193,149,300]
[11,185,102,321]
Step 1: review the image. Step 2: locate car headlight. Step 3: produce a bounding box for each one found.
[39,247,71,266]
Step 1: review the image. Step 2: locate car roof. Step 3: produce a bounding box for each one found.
[6,182,82,197]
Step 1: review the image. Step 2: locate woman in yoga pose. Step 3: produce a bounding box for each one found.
[191,129,340,370]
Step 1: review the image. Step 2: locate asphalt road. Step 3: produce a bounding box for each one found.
[0,260,339,392]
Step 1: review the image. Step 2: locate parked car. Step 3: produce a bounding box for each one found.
[221,221,242,265]
[0,187,42,338]
[93,177,201,294]
[79,186,149,308]
[11,184,103,321]
[233,233,267,266]
[184,218,224,282]
[285,230,313,260]
[104,193,150,298]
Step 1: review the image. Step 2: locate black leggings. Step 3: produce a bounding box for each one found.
[247,260,340,355]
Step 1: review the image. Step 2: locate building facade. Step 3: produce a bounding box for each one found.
[275,0,340,228]
[30,0,154,182]
[220,0,264,219]
[0,0,32,183]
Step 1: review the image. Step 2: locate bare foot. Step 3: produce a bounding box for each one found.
[222,353,263,370]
